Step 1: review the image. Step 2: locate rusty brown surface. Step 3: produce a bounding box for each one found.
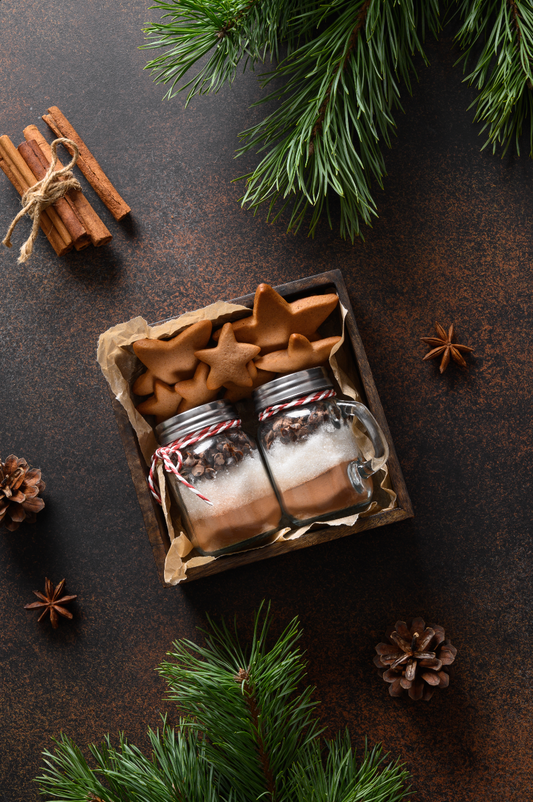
[0,3,531,801]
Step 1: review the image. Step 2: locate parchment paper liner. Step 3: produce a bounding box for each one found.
[97,298,396,585]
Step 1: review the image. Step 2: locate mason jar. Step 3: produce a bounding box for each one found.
[154,400,282,556]
[253,367,389,526]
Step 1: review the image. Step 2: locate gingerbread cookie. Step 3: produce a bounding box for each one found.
[254,333,341,373]
[223,368,277,403]
[175,362,219,414]
[195,323,260,390]
[132,369,156,397]
[136,379,183,424]
[214,284,339,353]
[133,320,212,385]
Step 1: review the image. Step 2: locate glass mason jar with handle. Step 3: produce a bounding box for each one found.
[253,367,389,526]
[151,400,283,556]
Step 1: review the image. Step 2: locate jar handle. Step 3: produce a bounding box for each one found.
[336,400,389,479]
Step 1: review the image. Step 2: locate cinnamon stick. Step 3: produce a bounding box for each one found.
[0,157,65,257]
[23,125,112,247]
[0,135,72,256]
[25,138,91,250]
[43,107,131,221]
[18,141,90,251]
[0,134,73,252]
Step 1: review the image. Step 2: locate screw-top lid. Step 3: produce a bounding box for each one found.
[155,399,237,445]
[253,367,333,413]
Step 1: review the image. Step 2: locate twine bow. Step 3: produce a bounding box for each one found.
[2,137,82,264]
[148,418,242,506]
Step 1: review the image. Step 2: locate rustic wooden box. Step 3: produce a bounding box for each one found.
[109,269,413,584]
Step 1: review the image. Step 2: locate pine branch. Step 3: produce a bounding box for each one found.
[36,606,410,802]
[236,0,440,240]
[141,0,308,102]
[158,603,323,802]
[455,0,533,156]
[141,0,439,239]
[141,0,533,239]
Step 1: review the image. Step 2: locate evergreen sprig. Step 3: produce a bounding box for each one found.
[38,724,220,802]
[141,0,304,101]
[236,0,440,240]
[142,0,533,239]
[36,605,408,802]
[455,0,533,156]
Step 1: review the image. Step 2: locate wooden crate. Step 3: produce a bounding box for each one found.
[109,269,413,584]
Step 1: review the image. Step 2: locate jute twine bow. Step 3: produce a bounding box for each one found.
[148,418,242,506]
[2,137,82,264]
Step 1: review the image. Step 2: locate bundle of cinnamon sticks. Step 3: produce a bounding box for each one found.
[0,106,131,257]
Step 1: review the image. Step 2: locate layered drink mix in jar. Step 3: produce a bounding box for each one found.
[254,368,388,525]
[154,401,282,555]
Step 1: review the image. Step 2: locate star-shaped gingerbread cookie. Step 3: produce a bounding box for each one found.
[132,320,213,385]
[254,333,341,373]
[174,362,219,414]
[132,369,156,397]
[136,379,183,424]
[195,323,260,390]
[215,284,339,353]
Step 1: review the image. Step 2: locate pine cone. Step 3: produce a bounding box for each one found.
[0,455,46,532]
[374,618,457,701]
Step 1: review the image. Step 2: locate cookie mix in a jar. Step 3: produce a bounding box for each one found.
[150,400,282,555]
[253,367,389,525]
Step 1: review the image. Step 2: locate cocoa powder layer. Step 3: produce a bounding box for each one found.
[185,493,282,554]
[278,460,373,520]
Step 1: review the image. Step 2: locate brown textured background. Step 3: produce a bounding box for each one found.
[0,2,532,800]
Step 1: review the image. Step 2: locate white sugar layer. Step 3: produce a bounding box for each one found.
[182,453,275,519]
[266,426,360,491]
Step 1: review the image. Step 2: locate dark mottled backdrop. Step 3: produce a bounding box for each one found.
[0,2,531,801]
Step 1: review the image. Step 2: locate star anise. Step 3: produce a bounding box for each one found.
[24,578,77,628]
[421,323,474,373]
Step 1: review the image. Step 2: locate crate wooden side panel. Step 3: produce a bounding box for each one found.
[108,269,413,585]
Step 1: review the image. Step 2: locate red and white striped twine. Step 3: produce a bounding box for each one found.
[148,418,242,506]
[258,389,336,422]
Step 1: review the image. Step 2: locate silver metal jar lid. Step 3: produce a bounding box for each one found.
[155,399,237,445]
[253,367,333,413]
